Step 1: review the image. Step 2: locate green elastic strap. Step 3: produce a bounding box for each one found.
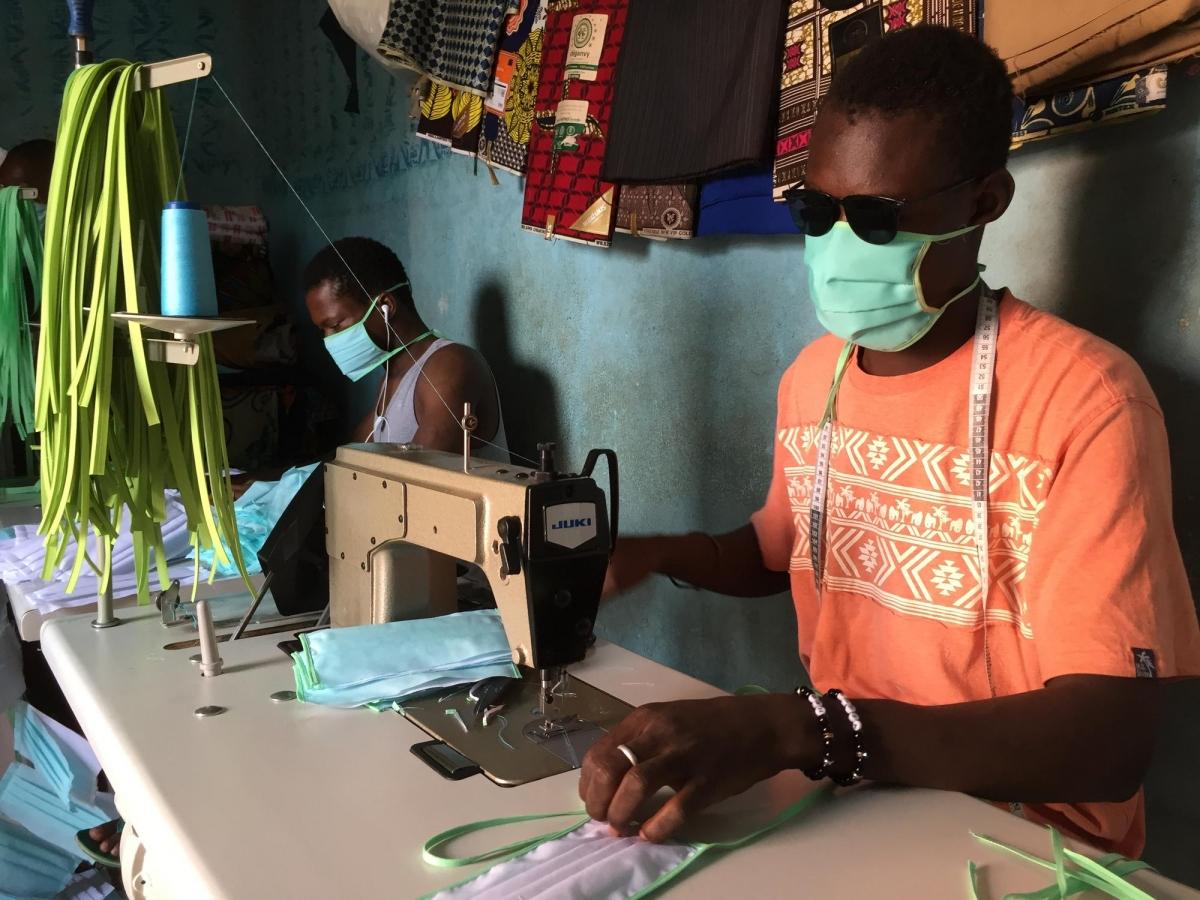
[37,60,250,603]
[820,342,855,428]
[421,782,835,899]
[0,186,42,440]
[422,809,589,868]
[968,828,1154,900]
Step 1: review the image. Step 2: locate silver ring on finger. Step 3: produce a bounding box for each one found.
[617,743,639,767]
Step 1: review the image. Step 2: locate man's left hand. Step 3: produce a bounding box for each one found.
[578,694,815,842]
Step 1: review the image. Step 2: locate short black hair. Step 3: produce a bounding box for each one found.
[302,237,412,308]
[822,25,1013,179]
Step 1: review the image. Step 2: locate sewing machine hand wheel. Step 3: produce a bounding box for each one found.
[580,449,619,555]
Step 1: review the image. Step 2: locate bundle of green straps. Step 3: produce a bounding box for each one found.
[36,60,247,601]
[0,186,42,441]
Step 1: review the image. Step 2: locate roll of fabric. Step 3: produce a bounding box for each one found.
[601,0,786,184]
[986,0,1200,95]
[772,1,978,199]
[615,184,697,240]
[376,0,509,96]
[478,0,550,175]
[521,0,629,247]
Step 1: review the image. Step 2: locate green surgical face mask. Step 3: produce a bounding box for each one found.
[805,221,981,352]
[323,281,425,382]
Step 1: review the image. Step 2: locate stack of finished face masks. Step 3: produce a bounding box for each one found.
[0,703,118,897]
[292,610,519,708]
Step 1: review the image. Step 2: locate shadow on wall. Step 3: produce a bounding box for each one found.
[1051,103,1199,883]
[471,280,563,464]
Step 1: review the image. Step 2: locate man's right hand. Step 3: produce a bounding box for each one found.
[602,537,661,598]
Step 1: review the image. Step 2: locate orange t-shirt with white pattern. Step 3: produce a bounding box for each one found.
[751,293,1200,857]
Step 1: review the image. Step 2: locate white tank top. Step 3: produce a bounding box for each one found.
[375,339,510,462]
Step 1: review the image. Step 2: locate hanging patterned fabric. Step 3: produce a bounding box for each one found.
[377,0,509,96]
[479,0,550,175]
[520,0,628,247]
[614,184,697,240]
[772,0,977,199]
[418,82,485,156]
[1010,65,1168,149]
[601,0,787,183]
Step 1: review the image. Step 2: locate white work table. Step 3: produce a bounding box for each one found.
[42,608,1195,900]
[6,574,265,643]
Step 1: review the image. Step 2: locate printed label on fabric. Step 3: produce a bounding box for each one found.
[1142,67,1168,103]
[486,50,519,117]
[565,14,608,81]
[1132,648,1158,678]
[570,186,615,236]
[553,99,589,151]
[544,502,598,550]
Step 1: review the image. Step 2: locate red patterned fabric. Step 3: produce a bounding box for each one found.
[520,0,627,247]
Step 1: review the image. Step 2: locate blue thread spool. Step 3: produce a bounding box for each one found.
[160,201,218,317]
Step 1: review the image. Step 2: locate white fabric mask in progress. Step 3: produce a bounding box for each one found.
[423,785,834,900]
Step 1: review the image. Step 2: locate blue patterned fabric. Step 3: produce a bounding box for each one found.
[377,0,509,97]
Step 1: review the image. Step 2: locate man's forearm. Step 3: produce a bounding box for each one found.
[786,676,1159,804]
[643,525,789,597]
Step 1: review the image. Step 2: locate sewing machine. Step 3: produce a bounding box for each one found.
[323,441,633,784]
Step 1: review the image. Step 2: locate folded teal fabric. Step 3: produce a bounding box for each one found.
[0,762,115,857]
[0,815,80,899]
[293,610,518,708]
[192,463,320,577]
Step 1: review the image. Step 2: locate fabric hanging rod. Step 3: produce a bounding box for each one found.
[134,52,212,93]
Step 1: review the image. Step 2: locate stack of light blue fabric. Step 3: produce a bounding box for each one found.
[292,610,518,708]
[0,703,118,898]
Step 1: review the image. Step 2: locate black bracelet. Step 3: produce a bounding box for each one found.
[825,688,867,786]
[795,686,835,781]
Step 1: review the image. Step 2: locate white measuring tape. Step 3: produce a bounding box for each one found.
[810,288,1000,687]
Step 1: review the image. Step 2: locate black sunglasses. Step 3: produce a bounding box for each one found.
[783,176,979,245]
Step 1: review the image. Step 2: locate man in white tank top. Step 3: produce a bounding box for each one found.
[303,237,508,461]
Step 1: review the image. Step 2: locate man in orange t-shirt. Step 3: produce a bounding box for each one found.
[578,26,1200,857]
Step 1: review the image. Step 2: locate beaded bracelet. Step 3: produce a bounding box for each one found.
[795,686,835,781]
[825,688,868,786]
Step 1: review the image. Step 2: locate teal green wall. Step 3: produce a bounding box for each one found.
[0,1,262,202]
[4,0,1199,883]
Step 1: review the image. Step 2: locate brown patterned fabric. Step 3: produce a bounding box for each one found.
[614,185,697,240]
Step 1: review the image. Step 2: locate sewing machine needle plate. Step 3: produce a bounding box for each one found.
[397,670,632,786]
